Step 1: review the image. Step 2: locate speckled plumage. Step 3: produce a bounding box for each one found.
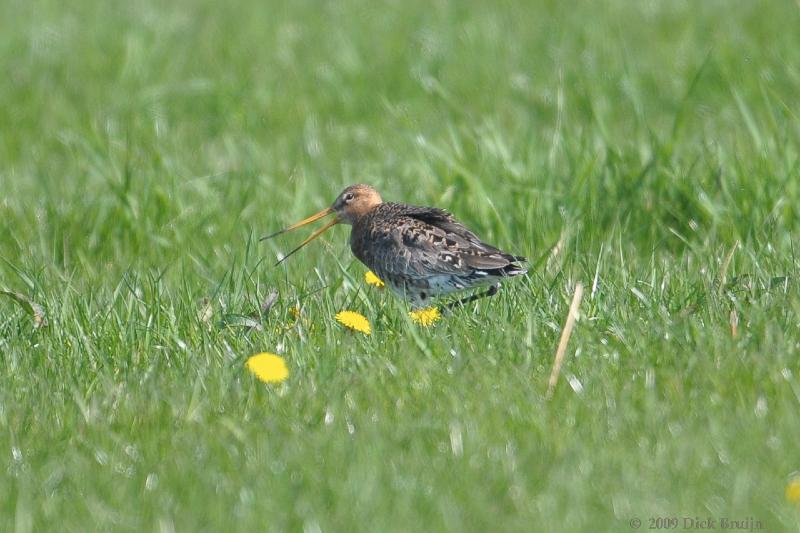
[263,184,527,308]
[349,202,527,306]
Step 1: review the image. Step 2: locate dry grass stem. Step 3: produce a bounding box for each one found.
[546,283,584,399]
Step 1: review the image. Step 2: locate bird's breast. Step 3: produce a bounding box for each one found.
[348,220,375,267]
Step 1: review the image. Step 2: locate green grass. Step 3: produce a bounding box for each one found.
[2,0,800,530]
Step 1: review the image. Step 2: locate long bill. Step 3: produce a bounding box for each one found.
[274,217,339,266]
[260,207,334,241]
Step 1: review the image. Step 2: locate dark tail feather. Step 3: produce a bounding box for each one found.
[504,255,527,276]
[485,258,527,278]
[501,261,527,276]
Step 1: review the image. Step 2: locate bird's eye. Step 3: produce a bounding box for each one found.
[344,192,354,202]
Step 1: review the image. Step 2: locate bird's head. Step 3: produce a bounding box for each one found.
[331,184,383,225]
[261,184,383,265]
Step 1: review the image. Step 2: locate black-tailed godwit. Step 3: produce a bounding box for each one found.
[262,184,527,308]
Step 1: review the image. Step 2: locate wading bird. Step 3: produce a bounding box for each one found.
[261,184,527,308]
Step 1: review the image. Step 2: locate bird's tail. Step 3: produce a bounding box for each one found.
[481,256,527,278]
[499,259,527,277]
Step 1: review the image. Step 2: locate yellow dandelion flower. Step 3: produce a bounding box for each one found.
[335,310,371,335]
[409,306,442,326]
[246,353,289,384]
[787,476,800,504]
[364,271,385,288]
[288,306,301,320]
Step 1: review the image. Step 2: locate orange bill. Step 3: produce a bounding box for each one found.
[260,207,334,241]
[274,217,339,265]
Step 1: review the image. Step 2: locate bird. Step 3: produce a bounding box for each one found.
[261,184,527,308]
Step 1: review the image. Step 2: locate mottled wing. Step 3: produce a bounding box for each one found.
[362,204,524,281]
[401,205,525,266]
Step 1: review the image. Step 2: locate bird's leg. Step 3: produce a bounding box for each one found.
[444,283,500,311]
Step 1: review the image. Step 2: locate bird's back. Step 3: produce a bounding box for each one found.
[350,202,526,304]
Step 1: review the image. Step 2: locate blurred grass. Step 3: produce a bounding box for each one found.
[2,0,800,531]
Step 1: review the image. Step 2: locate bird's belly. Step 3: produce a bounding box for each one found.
[424,275,466,295]
[380,273,466,305]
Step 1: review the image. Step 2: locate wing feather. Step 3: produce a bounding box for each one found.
[355,203,525,281]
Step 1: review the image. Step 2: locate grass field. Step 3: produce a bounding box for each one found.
[3,0,800,530]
